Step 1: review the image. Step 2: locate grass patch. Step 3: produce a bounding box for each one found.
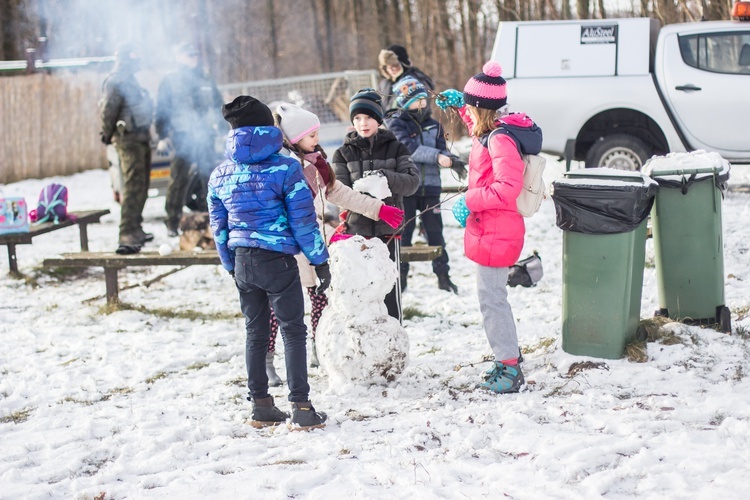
[625,317,684,362]
[403,306,427,320]
[1,407,34,424]
[22,266,94,288]
[733,304,750,322]
[522,337,556,355]
[420,346,441,356]
[734,325,749,339]
[98,301,242,321]
[146,371,170,384]
[267,459,306,466]
[59,394,112,406]
[186,361,209,371]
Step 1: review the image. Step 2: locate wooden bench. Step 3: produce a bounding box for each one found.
[1,209,110,275]
[43,245,442,305]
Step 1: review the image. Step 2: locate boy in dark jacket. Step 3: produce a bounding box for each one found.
[331,88,420,322]
[385,78,464,294]
[207,95,329,430]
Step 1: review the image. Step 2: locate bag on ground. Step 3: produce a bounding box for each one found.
[508,251,543,288]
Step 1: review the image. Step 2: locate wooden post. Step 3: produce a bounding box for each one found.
[78,223,90,251]
[7,244,18,275]
[104,267,120,304]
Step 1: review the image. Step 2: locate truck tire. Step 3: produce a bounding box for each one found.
[585,134,650,171]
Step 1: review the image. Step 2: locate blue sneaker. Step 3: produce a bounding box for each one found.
[483,349,524,379]
[480,362,525,394]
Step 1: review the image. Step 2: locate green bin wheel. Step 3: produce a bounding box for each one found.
[718,306,732,334]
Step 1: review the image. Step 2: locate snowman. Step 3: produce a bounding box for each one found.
[315,173,409,386]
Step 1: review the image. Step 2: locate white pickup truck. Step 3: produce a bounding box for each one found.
[490,6,750,170]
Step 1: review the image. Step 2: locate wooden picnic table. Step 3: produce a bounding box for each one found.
[43,245,442,305]
[1,209,110,274]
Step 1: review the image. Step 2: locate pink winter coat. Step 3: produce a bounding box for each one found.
[458,107,526,268]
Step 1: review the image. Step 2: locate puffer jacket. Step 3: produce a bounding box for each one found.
[99,62,152,144]
[458,108,542,267]
[331,129,419,237]
[385,107,452,197]
[289,149,384,287]
[207,126,328,273]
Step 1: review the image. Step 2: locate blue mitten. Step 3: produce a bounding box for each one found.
[452,195,470,228]
[436,89,465,110]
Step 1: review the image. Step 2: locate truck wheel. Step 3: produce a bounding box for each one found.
[585,134,650,171]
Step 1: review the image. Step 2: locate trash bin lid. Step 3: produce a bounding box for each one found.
[551,168,658,235]
[643,150,731,184]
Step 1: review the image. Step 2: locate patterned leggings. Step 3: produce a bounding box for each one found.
[268,286,328,353]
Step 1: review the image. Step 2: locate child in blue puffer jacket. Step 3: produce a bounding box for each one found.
[207,95,328,431]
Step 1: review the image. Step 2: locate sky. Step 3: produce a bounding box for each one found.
[1,154,750,499]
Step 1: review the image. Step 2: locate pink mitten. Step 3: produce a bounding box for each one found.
[330,233,354,244]
[379,204,404,228]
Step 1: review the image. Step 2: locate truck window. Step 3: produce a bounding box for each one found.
[678,32,750,75]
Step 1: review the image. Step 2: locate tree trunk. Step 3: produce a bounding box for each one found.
[577,0,590,19]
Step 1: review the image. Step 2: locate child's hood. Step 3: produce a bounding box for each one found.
[224,126,284,164]
[497,113,543,155]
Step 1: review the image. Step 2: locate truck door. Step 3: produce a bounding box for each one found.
[659,30,750,152]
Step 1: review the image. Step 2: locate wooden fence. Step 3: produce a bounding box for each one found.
[0,72,107,184]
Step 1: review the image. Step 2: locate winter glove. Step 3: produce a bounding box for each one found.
[314,262,331,295]
[436,89,464,110]
[452,195,470,228]
[378,204,404,228]
[450,157,468,181]
[156,139,173,157]
[100,133,112,145]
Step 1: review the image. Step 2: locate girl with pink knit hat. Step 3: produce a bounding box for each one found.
[436,61,543,394]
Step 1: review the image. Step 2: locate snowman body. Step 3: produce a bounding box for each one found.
[316,236,409,386]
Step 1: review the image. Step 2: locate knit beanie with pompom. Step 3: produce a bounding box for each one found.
[462,61,507,110]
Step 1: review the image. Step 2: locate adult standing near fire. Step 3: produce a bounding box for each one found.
[155,41,224,237]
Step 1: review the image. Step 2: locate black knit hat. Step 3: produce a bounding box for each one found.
[387,44,411,67]
[222,95,274,129]
[349,88,384,124]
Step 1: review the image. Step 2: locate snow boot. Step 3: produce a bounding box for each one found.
[266,351,282,387]
[250,396,289,428]
[310,340,320,368]
[289,402,327,431]
[480,362,525,394]
[483,348,524,380]
[437,273,458,294]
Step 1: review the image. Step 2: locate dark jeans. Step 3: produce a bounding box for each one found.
[165,133,214,229]
[234,247,310,402]
[401,194,450,276]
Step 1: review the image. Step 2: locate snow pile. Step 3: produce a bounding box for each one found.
[316,235,408,387]
[352,171,391,200]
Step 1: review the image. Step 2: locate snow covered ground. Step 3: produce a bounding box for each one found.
[1,157,750,499]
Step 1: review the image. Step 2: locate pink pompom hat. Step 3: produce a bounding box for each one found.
[463,61,507,110]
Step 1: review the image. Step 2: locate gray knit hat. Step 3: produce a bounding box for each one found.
[275,103,320,144]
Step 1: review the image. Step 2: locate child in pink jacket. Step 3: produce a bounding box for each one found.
[437,61,543,394]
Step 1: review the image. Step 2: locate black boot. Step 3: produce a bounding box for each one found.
[250,396,289,428]
[289,402,327,431]
[437,273,458,294]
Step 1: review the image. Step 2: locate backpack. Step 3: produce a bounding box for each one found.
[30,183,68,224]
[480,127,547,217]
[508,251,544,288]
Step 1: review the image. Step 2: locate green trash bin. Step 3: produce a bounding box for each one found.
[551,169,658,359]
[643,152,731,333]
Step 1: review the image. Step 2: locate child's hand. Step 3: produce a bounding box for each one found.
[436,89,464,110]
[378,204,404,228]
[452,195,470,228]
[437,154,452,168]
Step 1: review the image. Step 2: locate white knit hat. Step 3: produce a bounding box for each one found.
[275,103,320,144]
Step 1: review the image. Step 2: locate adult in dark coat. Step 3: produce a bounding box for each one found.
[377,44,435,111]
[100,42,153,254]
[155,41,224,236]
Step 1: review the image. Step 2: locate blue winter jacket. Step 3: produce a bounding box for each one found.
[385,108,452,197]
[207,125,329,272]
